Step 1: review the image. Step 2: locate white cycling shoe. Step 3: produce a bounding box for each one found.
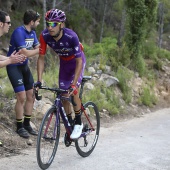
[70,124,83,139]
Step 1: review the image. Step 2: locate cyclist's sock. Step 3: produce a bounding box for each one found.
[16,119,23,130]
[23,115,31,126]
[74,109,82,125]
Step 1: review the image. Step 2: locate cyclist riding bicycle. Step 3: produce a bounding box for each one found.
[35,8,86,139]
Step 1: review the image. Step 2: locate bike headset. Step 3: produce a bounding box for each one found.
[45,9,66,38]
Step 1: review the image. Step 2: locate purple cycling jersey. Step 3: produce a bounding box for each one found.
[39,28,86,89]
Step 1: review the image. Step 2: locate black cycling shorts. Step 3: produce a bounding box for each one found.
[6,64,34,93]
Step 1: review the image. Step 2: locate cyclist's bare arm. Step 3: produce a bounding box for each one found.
[37,54,45,82]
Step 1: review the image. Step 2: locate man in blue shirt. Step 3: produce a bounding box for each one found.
[7,9,40,138]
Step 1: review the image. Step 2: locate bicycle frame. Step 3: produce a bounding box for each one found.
[42,93,73,141]
[59,94,95,139]
[35,75,94,140]
[42,94,95,140]
[36,76,100,170]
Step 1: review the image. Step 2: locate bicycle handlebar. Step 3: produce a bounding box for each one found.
[33,86,77,106]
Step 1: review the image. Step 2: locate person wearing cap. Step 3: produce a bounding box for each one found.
[35,9,86,139]
[6,9,40,138]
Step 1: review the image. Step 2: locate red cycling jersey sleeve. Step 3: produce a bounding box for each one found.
[39,34,47,55]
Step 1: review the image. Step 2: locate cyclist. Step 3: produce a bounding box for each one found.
[0,10,26,145]
[35,9,86,139]
[6,9,40,138]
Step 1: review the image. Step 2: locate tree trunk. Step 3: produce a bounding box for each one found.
[53,0,56,8]
[158,2,164,48]
[69,0,72,11]
[117,6,126,47]
[43,0,47,29]
[100,0,108,43]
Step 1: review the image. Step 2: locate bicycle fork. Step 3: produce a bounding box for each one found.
[43,110,59,141]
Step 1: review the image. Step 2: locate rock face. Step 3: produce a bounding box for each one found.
[99,74,119,87]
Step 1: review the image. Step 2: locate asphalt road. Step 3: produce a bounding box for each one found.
[0,108,170,170]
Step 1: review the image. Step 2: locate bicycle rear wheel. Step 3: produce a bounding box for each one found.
[75,101,100,157]
[36,106,60,170]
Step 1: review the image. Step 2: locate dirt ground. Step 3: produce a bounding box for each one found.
[0,94,169,159]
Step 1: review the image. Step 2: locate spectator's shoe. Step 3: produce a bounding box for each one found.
[70,124,83,140]
[16,128,30,138]
[23,125,38,136]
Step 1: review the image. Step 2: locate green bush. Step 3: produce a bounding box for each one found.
[84,37,126,70]
[83,83,121,114]
[143,40,157,60]
[115,66,133,103]
[0,68,7,78]
[3,85,15,99]
[134,54,146,77]
[139,86,157,107]
[157,48,170,60]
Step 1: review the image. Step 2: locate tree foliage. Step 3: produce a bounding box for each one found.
[125,0,158,75]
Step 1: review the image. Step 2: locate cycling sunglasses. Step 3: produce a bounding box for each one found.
[46,22,61,28]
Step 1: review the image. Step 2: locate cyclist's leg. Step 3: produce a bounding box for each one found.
[61,93,74,124]
[59,58,85,139]
[59,60,75,121]
[72,57,86,126]
[69,86,83,139]
[72,92,81,124]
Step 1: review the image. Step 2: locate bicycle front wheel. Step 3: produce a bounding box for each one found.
[36,106,60,170]
[75,101,100,157]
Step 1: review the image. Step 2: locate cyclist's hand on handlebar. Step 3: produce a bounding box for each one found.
[68,84,78,96]
[34,81,42,89]
[33,81,42,101]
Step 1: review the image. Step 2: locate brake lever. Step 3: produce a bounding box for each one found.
[33,88,42,101]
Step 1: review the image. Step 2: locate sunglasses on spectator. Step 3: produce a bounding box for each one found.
[4,21,11,25]
[46,22,61,28]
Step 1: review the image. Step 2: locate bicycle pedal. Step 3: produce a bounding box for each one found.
[83,124,88,132]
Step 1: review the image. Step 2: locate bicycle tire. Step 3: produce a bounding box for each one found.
[36,106,60,170]
[75,101,100,157]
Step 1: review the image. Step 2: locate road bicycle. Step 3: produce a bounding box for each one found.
[34,76,100,170]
